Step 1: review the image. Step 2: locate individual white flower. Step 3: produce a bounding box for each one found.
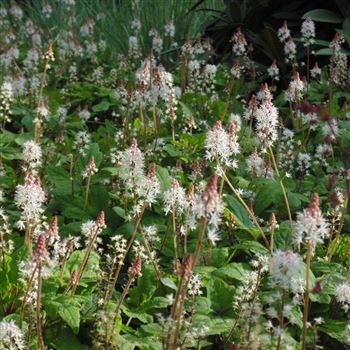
[255,94,279,148]
[207,228,221,246]
[314,317,324,325]
[15,173,46,226]
[277,21,290,42]
[285,72,305,102]
[188,274,203,296]
[82,157,98,179]
[231,27,248,56]
[270,250,303,293]
[246,149,266,177]
[36,102,50,121]
[310,62,321,79]
[164,20,175,37]
[137,163,160,206]
[73,131,91,155]
[128,36,139,52]
[110,234,127,265]
[118,139,145,192]
[0,81,13,124]
[301,17,315,45]
[131,18,141,33]
[163,179,187,215]
[296,152,311,175]
[284,37,296,63]
[267,60,279,81]
[335,282,350,312]
[22,140,42,171]
[78,108,91,121]
[243,95,258,121]
[322,118,338,142]
[205,120,240,167]
[295,193,329,251]
[0,320,25,349]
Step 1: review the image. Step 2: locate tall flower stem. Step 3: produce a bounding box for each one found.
[20,264,38,327]
[84,173,91,209]
[172,208,178,262]
[36,262,45,350]
[34,46,52,142]
[105,207,145,304]
[191,218,207,270]
[269,146,294,239]
[139,230,161,281]
[276,289,286,350]
[327,195,349,262]
[166,256,193,350]
[113,257,142,324]
[113,277,134,324]
[302,241,312,350]
[71,216,104,296]
[220,169,269,247]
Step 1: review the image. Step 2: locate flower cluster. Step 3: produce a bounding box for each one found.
[205,120,240,168]
[295,193,329,251]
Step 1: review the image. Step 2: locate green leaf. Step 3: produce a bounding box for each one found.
[44,296,81,334]
[129,266,157,305]
[113,206,126,219]
[235,240,269,255]
[59,305,81,334]
[179,101,194,117]
[160,277,178,291]
[92,100,111,112]
[254,180,281,214]
[207,277,234,314]
[316,47,350,56]
[50,328,88,350]
[156,165,171,191]
[210,247,229,268]
[226,195,254,230]
[319,319,350,344]
[212,262,248,282]
[303,9,343,23]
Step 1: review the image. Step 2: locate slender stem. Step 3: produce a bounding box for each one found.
[20,264,38,327]
[59,247,70,281]
[84,174,91,209]
[269,146,294,239]
[36,263,45,350]
[276,289,286,350]
[139,230,161,281]
[35,60,49,142]
[245,269,262,348]
[172,208,178,262]
[105,208,145,304]
[327,195,349,261]
[219,166,226,196]
[113,277,134,323]
[71,226,100,296]
[69,154,75,197]
[306,45,310,87]
[191,218,207,270]
[171,119,175,142]
[167,263,193,350]
[302,241,312,350]
[269,221,275,268]
[220,170,269,247]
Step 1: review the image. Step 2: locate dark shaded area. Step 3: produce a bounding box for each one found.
[192,0,350,80]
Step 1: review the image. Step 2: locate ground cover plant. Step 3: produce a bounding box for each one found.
[1,1,350,349]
